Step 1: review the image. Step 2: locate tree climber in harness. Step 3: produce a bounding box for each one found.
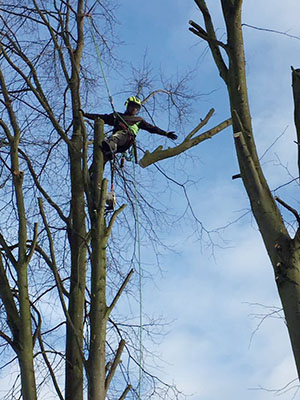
[80,96,177,159]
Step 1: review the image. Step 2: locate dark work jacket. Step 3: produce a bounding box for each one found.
[84,111,167,136]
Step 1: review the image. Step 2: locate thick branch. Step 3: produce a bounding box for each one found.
[190,0,228,81]
[139,111,232,168]
[105,339,126,392]
[189,20,228,50]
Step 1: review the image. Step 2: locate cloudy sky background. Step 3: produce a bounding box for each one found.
[2,1,300,399]
[106,1,300,400]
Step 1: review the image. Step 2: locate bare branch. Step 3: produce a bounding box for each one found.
[185,107,214,140]
[143,89,179,104]
[106,269,134,317]
[243,23,300,41]
[105,339,126,391]
[105,204,127,242]
[189,20,228,50]
[0,232,18,268]
[275,196,300,225]
[0,329,15,349]
[118,385,132,400]
[139,111,232,168]
[31,303,64,400]
[190,0,228,81]
[0,254,20,351]
[18,148,69,224]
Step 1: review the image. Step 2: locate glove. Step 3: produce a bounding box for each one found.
[166,131,177,140]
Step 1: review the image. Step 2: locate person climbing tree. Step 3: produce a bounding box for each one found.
[80,96,177,158]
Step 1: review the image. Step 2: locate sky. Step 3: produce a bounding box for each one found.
[1,1,300,399]
[108,1,300,400]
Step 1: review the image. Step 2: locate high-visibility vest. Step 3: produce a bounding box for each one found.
[127,120,141,136]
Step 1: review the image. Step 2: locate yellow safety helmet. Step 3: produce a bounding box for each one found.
[125,96,142,108]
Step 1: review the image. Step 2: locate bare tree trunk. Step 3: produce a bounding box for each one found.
[0,64,38,399]
[65,2,87,399]
[18,265,37,400]
[65,101,87,400]
[191,0,300,378]
[87,119,107,400]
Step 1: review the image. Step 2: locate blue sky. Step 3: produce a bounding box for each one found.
[107,1,300,400]
[1,1,300,399]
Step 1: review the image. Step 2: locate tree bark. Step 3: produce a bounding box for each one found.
[18,267,37,400]
[65,2,87,399]
[65,105,87,400]
[0,63,37,399]
[191,0,300,379]
[291,67,300,177]
[87,119,107,400]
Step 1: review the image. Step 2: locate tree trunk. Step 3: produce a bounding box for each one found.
[222,0,300,379]
[192,0,300,379]
[86,119,108,400]
[18,267,37,400]
[65,2,87,398]
[65,133,87,400]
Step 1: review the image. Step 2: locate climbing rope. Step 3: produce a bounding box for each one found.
[88,16,115,113]
[88,15,135,131]
[109,158,115,192]
[132,158,143,399]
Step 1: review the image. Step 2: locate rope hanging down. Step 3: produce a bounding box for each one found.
[88,14,141,171]
[88,16,115,113]
[133,159,143,398]
[88,15,135,128]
